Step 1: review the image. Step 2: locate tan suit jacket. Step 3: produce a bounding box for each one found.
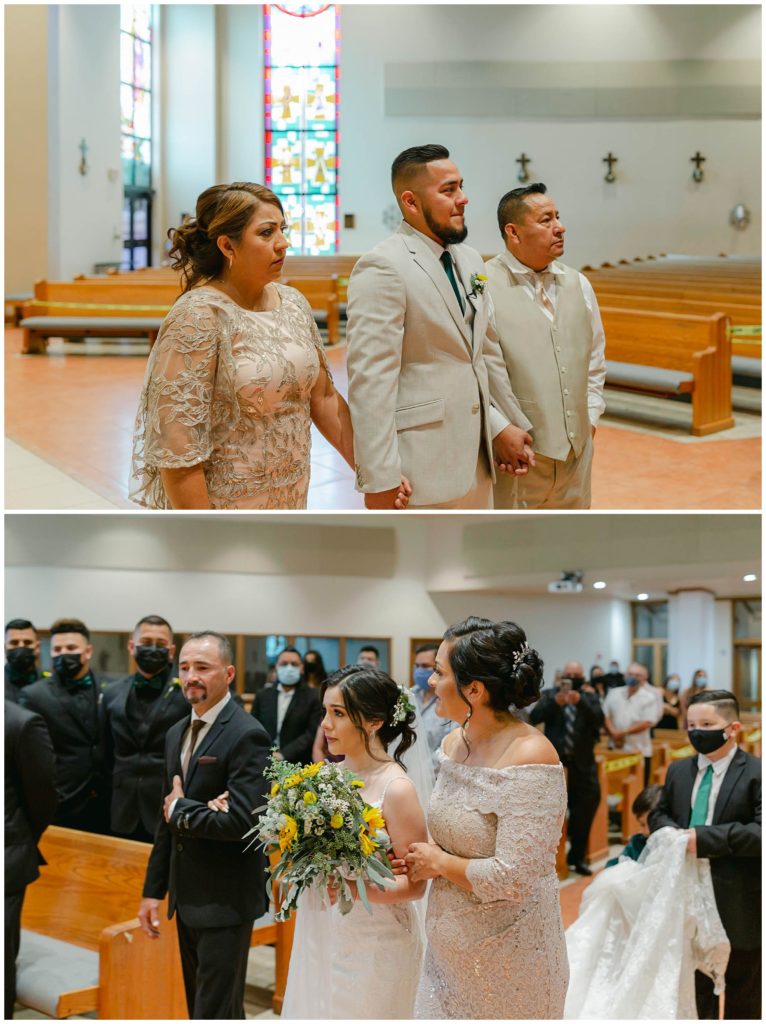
[347,223,531,506]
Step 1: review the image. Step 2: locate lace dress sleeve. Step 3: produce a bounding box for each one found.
[464,766,565,904]
[130,291,232,507]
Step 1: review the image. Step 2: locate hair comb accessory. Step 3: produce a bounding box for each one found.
[390,685,415,726]
[512,641,531,669]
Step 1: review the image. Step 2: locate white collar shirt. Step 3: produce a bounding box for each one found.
[497,249,607,425]
[603,684,661,757]
[691,743,738,825]
[277,684,297,736]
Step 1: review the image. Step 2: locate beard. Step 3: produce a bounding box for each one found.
[423,205,468,245]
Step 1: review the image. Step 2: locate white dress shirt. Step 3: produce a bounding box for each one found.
[276,684,296,737]
[604,684,662,758]
[690,743,738,825]
[170,692,231,818]
[499,250,607,426]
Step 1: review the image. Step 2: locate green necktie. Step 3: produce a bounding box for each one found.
[440,251,465,314]
[690,764,713,826]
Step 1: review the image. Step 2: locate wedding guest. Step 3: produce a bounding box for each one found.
[303,649,328,689]
[356,644,380,669]
[485,183,606,509]
[530,661,604,875]
[102,615,189,842]
[655,673,682,730]
[251,647,322,764]
[347,144,534,509]
[20,618,111,833]
[411,643,452,770]
[405,618,568,1018]
[139,632,271,1019]
[5,619,46,704]
[604,785,662,867]
[650,690,761,1020]
[130,181,410,511]
[680,668,711,726]
[5,701,57,1019]
[603,662,662,784]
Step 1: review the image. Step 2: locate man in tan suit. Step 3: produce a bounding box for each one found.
[486,183,606,509]
[346,144,534,509]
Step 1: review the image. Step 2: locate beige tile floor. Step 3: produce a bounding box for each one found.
[5,439,123,510]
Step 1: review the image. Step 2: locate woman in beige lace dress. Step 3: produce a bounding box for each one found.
[404,617,569,1019]
[130,182,411,510]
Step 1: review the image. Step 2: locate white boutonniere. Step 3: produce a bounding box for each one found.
[469,273,488,297]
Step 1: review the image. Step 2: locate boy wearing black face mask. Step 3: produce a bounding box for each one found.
[19,618,111,833]
[650,690,761,1020]
[5,618,47,703]
[101,615,189,842]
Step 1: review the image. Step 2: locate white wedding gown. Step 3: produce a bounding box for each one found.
[564,827,730,1019]
[281,779,426,1020]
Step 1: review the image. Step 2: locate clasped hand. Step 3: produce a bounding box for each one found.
[163,774,185,822]
[492,425,536,475]
[364,476,413,510]
[403,842,443,882]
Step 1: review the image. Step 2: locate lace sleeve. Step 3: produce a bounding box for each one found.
[464,766,565,904]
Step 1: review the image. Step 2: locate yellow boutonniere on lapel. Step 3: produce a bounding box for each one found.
[469,272,488,297]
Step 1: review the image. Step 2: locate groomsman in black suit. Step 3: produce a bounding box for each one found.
[139,631,271,1019]
[650,690,761,1020]
[102,615,189,842]
[251,647,321,765]
[5,700,57,1018]
[19,618,111,833]
[5,619,46,703]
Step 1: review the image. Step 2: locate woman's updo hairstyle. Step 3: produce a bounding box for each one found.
[321,665,416,768]
[443,616,544,713]
[168,181,284,293]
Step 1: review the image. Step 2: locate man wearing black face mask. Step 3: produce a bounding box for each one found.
[650,690,761,1020]
[5,619,48,703]
[19,618,111,833]
[102,615,189,842]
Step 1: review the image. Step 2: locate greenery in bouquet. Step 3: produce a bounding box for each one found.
[245,755,396,920]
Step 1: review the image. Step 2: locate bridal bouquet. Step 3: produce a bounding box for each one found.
[245,755,396,919]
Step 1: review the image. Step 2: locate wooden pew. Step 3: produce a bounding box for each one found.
[19,826,294,1018]
[284,276,341,344]
[600,308,734,435]
[585,754,610,864]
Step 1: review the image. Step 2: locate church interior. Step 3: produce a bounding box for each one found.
[3,3,762,510]
[5,511,762,1017]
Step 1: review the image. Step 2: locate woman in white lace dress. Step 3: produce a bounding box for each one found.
[282,666,429,1019]
[130,182,411,510]
[404,617,569,1019]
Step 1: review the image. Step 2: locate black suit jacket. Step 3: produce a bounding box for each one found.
[529,688,604,772]
[19,671,109,816]
[650,747,761,950]
[252,683,321,765]
[5,701,57,893]
[143,698,271,928]
[102,673,190,835]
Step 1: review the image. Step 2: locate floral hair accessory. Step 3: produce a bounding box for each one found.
[512,642,531,669]
[470,272,488,296]
[391,685,415,726]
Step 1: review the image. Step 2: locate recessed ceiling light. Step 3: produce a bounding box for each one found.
[593,581,607,590]
[636,593,649,601]
[743,573,757,582]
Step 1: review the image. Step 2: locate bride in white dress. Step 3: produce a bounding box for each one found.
[281,665,432,1020]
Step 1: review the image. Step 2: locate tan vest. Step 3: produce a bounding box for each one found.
[486,255,592,461]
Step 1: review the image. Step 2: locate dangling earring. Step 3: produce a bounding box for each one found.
[460,704,473,755]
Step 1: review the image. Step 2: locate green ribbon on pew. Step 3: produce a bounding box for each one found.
[25,299,171,312]
[745,729,761,743]
[729,325,761,343]
[603,753,643,773]
[670,745,694,759]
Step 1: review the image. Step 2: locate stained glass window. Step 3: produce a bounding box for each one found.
[120,5,154,269]
[264,4,340,255]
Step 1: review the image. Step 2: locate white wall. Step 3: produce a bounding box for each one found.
[49,5,123,278]
[713,599,734,691]
[339,5,761,260]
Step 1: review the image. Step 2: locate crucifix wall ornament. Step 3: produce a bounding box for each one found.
[602,152,617,183]
[516,153,531,183]
[691,151,706,183]
[78,138,89,177]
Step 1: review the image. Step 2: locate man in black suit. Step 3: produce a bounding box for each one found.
[103,615,189,842]
[5,619,46,703]
[650,690,761,1020]
[139,631,270,1019]
[530,660,605,875]
[5,700,57,1018]
[251,646,321,765]
[19,618,111,833]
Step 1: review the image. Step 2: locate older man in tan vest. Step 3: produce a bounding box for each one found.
[485,183,606,509]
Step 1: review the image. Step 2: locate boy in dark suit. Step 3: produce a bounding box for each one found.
[139,632,271,1019]
[650,690,761,1020]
